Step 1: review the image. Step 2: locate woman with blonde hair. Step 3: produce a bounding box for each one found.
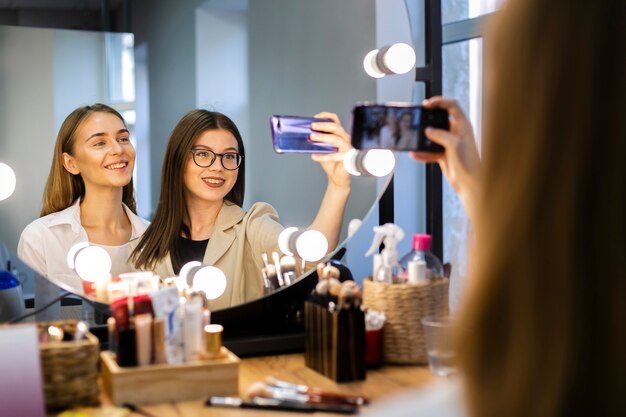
[18,104,149,293]
[367,0,625,415]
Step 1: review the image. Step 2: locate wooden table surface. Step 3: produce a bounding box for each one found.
[105,353,434,417]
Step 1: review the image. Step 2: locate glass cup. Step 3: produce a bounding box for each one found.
[422,316,457,377]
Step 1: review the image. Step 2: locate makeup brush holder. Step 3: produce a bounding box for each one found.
[362,277,449,364]
[304,301,366,382]
[37,320,100,411]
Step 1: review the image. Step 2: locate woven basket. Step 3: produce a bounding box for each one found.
[362,278,449,364]
[37,320,100,411]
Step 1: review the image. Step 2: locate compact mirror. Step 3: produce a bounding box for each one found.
[0,0,412,315]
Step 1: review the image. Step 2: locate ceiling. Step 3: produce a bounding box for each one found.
[0,0,126,31]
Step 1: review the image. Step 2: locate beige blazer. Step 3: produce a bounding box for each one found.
[152,202,284,310]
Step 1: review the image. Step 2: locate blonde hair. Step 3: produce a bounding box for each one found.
[40,104,136,216]
[458,0,626,416]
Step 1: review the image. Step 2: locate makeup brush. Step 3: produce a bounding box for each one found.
[246,383,358,414]
[207,396,315,413]
[280,255,297,286]
[266,377,370,406]
[272,251,285,287]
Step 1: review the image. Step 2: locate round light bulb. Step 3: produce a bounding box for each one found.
[192,266,227,300]
[363,49,385,78]
[295,230,328,263]
[278,227,299,256]
[343,149,362,176]
[0,162,17,201]
[383,43,416,74]
[74,246,112,282]
[179,261,201,287]
[67,242,90,269]
[363,149,396,177]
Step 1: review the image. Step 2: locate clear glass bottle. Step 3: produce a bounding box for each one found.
[399,234,444,283]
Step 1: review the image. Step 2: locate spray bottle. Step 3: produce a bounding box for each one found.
[365,223,405,284]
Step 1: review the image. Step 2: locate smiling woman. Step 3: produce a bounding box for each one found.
[17,104,150,292]
[130,109,352,309]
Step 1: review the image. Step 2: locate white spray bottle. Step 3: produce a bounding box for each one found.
[365,223,405,284]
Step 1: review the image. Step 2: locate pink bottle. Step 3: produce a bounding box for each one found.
[399,234,444,283]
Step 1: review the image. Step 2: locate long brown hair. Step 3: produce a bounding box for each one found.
[41,103,136,216]
[131,110,246,271]
[458,1,626,416]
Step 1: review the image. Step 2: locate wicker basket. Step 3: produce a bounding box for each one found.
[362,278,449,364]
[37,320,100,411]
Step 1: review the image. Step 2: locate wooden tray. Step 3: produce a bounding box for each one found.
[100,347,239,406]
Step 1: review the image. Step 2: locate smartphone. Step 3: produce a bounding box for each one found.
[270,115,339,154]
[351,103,449,152]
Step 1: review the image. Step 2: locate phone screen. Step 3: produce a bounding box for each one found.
[270,116,338,154]
[351,104,448,152]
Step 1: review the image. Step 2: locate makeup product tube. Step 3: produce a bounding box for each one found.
[150,287,184,364]
[152,319,166,364]
[183,298,203,362]
[134,313,153,366]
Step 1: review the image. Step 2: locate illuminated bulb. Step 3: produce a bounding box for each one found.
[0,162,17,201]
[67,242,90,269]
[382,43,416,74]
[295,230,328,263]
[343,149,362,176]
[343,149,395,177]
[363,49,385,78]
[363,43,416,78]
[74,246,112,282]
[179,261,201,287]
[363,149,396,176]
[191,266,227,300]
[278,227,299,256]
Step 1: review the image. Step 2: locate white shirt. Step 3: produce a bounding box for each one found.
[363,378,467,417]
[17,199,149,294]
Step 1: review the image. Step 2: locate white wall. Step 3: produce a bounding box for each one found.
[247,0,377,240]
[195,2,249,144]
[132,0,201,207]
[0,25,106,298]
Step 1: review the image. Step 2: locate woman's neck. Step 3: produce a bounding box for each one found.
[80,186,131,245]
[184,198,223,240]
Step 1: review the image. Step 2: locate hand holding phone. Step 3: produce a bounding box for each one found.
[270,115,339,154]
[350,103,449,152]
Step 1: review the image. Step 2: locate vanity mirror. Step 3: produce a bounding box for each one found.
[0,0,413,335]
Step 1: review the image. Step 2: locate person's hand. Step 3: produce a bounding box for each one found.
[309,112,352,189]
[411,96,481,220]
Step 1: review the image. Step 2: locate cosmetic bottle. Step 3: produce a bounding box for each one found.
[365,223,404,283]
[399,234,444,282]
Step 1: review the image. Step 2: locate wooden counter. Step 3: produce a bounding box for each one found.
[103,353,434,417]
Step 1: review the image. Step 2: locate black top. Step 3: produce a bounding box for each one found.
[172,236,209,275]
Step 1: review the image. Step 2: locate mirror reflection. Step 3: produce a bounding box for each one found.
[0,0,411,314]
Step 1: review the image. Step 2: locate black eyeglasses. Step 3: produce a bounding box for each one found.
[190,148,243,170]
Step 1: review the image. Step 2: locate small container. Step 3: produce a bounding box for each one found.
[365,328,383,368]
[304,301,366,382]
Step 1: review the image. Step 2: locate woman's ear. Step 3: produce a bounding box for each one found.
[62,152,80,175]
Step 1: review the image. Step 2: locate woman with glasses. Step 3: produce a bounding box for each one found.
[130,109,351,308]
[18,104,149,293]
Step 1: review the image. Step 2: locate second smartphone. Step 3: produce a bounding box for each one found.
[351,103,449,152]
[270,115,338,154]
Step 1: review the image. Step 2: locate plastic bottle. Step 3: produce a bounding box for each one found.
[365,223,404,283]
[399,234,444,283]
